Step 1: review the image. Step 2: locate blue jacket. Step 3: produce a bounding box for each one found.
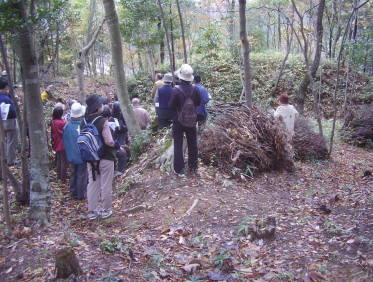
[194,83,210,117]
[0,92,16,119]
[157,84,173,110]
[63,119,83,164]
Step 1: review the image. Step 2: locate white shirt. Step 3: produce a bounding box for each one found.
[274,104,299,138]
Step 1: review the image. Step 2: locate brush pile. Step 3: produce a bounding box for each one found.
[199,104,294,177]
[292,118,329,160]
[340,105,373,147]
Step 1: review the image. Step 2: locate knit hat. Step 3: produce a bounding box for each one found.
[175,64,194,82]
[163,73,173,83]
[86,94,103,114]
[70,102,86,118]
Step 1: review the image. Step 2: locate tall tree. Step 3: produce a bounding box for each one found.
[13,1,50,225]
[292,0,325,113]
[102,0,140,136]
[175,0,188,63]
[239,0,253,107]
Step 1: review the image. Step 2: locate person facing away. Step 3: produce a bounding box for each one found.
[132,98,151,130]
[154,73,175,129]
[274,93,299,140]
[83,94,123,220]
[168,64,201,177]
[63,102,88,200]
[112,102,130,175]
[151,73,164,99]
[51,106,67,182]
[193,74,210,126]
[0,77,18,166]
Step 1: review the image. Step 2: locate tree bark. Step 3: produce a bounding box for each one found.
[76,18,105,104]
[102,0,141,136]
[158,0,176,79]
[175,0,187,63]
[239,0,252,107]
[14,1,50,226]
[169,1,176,71]
[0,34,30,205]
[293,0,325,113]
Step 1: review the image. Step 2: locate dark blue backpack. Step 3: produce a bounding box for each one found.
[77,116,104,162]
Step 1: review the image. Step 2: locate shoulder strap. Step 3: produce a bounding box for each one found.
[176,85,195,98]
[91,116,102,124]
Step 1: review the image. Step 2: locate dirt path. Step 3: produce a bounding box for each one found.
[0,144,372,281]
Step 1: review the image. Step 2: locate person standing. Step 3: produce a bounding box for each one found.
[274,93,299,140]
[154,73,175,129]
[193,74,210,127]
[169,64,201,177]
[151,73,164,100]
[0,78,18,166]
[132,98,151,130]
[51,106,67,181]
[63,102,88,200]
[84,94,121,219]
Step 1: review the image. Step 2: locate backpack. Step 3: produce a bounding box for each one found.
[77,116,104,180]
[176,85,197,127]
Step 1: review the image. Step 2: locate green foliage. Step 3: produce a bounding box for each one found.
[130,130,152,161]
[100,238,131,254]
[127,72,153,102]
[194,26,224,60]
[212,249,232,269]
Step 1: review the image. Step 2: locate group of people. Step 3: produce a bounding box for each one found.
[0,62,299,221]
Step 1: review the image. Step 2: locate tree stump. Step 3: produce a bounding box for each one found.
[55,247,82,279]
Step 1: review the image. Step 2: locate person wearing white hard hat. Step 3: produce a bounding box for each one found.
[62,102,88,200]
[168,64,201,177]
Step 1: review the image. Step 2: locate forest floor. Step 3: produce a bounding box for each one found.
[0,143,372,281]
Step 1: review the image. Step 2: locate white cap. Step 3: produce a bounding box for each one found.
[70,102,86,118]
[175,64,194,82]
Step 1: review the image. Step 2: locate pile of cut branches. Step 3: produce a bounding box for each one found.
[199,104,294,177]
[340,105,373,147]
[293,118,329,160]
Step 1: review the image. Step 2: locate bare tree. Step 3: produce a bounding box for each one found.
[102,0,141,136]
[239,0,253,107]
[76,18,105,104]
[175,0,188,63]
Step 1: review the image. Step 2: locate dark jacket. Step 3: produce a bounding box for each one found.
[83,114,116,161]
[0,92,16,119]
[194,83,210,117]
[157,84,173,110]
[168,81,201,121]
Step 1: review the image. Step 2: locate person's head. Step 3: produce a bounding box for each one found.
[54,102,66,111]
[112,102,123,119]
[52,107,64,120]
[176,64,194,83]
[68,99,77,109]
[162,73,173,84]
[278,93,289,105]
[193,74,201,84]
[102,105,112,118]
[132,97,140,106]
[70,102,86,118]
[155,73,163,81]
[0,77,9,91]
[86,94,104,115]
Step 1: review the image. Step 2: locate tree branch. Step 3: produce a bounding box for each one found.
[81,18,105,55]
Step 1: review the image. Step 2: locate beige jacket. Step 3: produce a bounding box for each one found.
[274,104,299,138]
[133,106,151,129]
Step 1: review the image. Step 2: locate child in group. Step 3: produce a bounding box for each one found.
[51,106,68,181]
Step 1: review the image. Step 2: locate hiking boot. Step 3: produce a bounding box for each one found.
[100,210,112,219]
[87,211,99,220]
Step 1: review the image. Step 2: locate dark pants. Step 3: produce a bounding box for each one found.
[116,150,128,173]
[56,150,68,181]
[158,108,174,129]
[172,121,198,174]
[70,163,88,200]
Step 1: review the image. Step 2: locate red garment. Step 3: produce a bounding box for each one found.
[51,119,66,152]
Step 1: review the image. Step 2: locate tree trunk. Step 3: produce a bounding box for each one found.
[169,1,176,71]
[14,1,50,226]
[55,22,60,76]
[157,0,176,78]
[239,0,252,107]
[277,8,282,50]
[0,34,30,205]
[175,0,187,63]
[137,51,143,72]
[102,0,140,136]
[0,116,11,233]
[77,18,105,103]
[294,0,325,113]
[228,0,236,56]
